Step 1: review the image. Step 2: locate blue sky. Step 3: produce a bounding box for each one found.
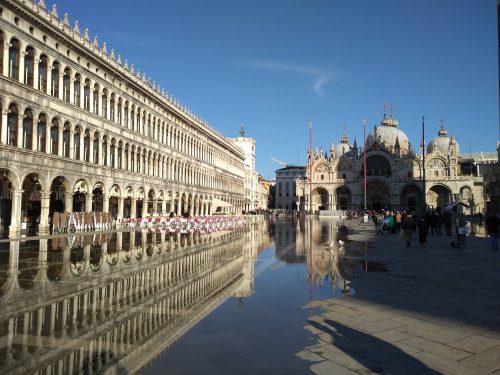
[56,0,498,179]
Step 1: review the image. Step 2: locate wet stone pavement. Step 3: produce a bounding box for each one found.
[300,221,500,374]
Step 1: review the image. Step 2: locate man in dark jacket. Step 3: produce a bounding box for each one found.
[485,213,499,250]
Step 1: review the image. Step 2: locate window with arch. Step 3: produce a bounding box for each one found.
[38,54,48,93]
[93,133,100,164]
[50,119,59,155]
[8,38,20,80]
[84,129,91,162]
[117,141,123,169]
[24,46,35,86]
[7,104,18,146]
[63,68,71,102]
[74,74,81,107]
[0,33,4,76]
[130,105,135,130]
[22,108,33,150]
[93,84,99,114]
[117,98,123,125]
[51,61,60,97]
[63,122,70,157]
[101,89,108,119]
[37,114,47,152]
[109,138,115,168]
[110,94,115,122]
[102,136,108,166]
[74,126,81,160]
[124,144,129,170]
[130,146,135,172]
[83,79,90,110]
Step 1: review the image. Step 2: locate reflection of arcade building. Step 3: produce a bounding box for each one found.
[297,111,491,213]
[0,1,246,236]
[0,225,262,374]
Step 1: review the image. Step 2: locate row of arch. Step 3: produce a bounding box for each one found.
[299,181,473,213]
[0,168,244,234]
[0,29,243,174]
[0,100,241,193]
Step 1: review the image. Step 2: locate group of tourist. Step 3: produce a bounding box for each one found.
[365,209,500,250]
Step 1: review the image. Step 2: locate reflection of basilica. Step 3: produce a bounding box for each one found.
[273,218,359,295]
[297,111,497,213]
[0,221,269,374]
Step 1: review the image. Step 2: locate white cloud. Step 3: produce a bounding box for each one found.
[241,60,336,97]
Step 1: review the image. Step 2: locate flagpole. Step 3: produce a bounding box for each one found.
[363,118,367,211]
[309,122,313,215]
[422,116,426,215]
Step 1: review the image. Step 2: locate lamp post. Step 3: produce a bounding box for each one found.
[363,118,367,211]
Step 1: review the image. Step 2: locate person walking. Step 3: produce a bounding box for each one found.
[417,216,429,247]
[485,212,499,250]
[394,211,402,232]
[388,213,395,234]
[402,213,416,247]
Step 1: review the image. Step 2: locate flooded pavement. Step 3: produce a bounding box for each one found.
[0,218,376,374]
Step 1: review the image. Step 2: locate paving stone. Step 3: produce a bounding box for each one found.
[295,349,325,362]
[372,329,413,343]
[459,345,500,372]
[310,360,358,375]
[309,345,378,371]
[402,337,471,361]
[448,334,500,354]
[415,350,478,375]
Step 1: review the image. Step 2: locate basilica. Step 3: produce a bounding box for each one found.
[296,111,496,215]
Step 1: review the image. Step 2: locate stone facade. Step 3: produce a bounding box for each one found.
[275,166,306,210]
[296,112,494,214]
[230,134,259,212]
[0,0,247,235]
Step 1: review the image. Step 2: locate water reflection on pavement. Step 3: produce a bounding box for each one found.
[0,217,373,374]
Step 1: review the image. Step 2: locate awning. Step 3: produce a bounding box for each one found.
[212,198,233,208]
[445,201,470,211]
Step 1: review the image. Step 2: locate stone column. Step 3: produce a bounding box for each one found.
[17,112,23,148]
[1,109,8,145]
[106,97,111,120]
[65,191,73,213]
[161,200,166,215]
[142,199,147,217]
[33,58,39,89]
[69,74,74,105]
[69,126,74,159]
[80,82,85,110]
[46,65,52,97]
[38,191,50,234]
[2,44,8,76]
[130,198,136,219]
[45,127,51,155]
[117,197,124,221]
[9,190,23,235]
[79,133,85,161]
[58,73,64,99]
[85,194,93,213]
[103,194,109,213]
[57,125,63,156]
[18,51,25,84]
[98,138,103,165]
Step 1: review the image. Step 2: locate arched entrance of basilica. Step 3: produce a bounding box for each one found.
[401,185,421,213]
[428,185,452,211]
[366,180,390,211]
[311,187,328,212]
[336,186,351,211]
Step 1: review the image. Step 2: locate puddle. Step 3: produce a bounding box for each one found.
[361,261,389,272]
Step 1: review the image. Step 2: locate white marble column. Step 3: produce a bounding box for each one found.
[39,191,50,234]
[9,190,23,235]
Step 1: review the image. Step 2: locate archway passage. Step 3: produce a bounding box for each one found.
[401,185,421,213]
[92,183,104,212]
[0,169,13,231]
[336,186,351,211]
[311,187,329,212]
[21,173,42,231]
[428,185,452,211]
[366,180,389,211]
[50,176,69,216]
[73,179,88,212]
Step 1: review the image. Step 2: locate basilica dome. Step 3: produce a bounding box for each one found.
[334,131,352,157]
[366,114,410,154]
[427,125,460,155]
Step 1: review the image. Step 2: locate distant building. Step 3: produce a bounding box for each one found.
[257,175,270,210]
[231,132,259,212]
[275,166,306,210]
[295,111,496,214]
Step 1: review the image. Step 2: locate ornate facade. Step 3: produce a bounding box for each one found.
[0,0,246,235]
[296,112,493,214]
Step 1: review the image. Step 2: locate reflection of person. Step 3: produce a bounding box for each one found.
[485,213,499,250]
